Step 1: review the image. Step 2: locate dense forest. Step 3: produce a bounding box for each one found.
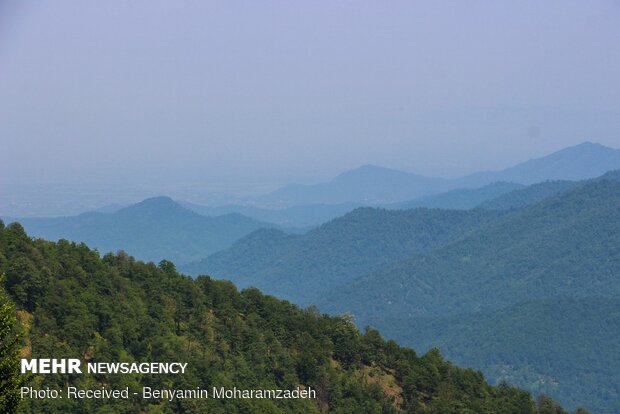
[0,221,580,413]
[372,297,620,413]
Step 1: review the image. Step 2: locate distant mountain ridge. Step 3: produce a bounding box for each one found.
[7,196,272,265]
[478,180,580,210]
[179,201,362,229]
[251,142,620,206]
[456,142,620,186]
[34,142,618,231]
[253,165,450,206]
[387,181,524,210]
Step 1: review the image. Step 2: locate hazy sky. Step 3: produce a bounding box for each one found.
[1,0,620,192]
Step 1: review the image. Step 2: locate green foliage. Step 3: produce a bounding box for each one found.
[0,221,562,413]
[0,269,22,412]
[375,298,618,413]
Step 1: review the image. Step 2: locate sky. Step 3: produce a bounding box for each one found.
[1,0,620,209]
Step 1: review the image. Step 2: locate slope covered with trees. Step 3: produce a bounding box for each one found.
[0,277,22,413]
[370,297,620,413]
[317,179,620,412]
[0,221,575,413]
[322,179,620,319]
[183,208,505,305]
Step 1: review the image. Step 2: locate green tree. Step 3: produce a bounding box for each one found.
[0,275,22,413]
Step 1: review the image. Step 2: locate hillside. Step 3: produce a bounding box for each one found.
[370,297,620,414]
[9,197,271,265]
[0,221,572,414]
[317,179,620,412]
[253,165,451,206]
[183,208,505,305]
[324,179,620,318]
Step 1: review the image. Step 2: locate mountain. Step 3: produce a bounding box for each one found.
[253,165,451,206]
[477,168,620,211]
[324,179,620,319]
[181,181,520,228]
[371,297,620,414]
[318,179,620,412]
[179,201,362,229]
[251,142,620,207]
[8,196,272,265]
[387,182,524,210]
[190,174,620,412]
[183,207,505,305]
[457,142,620,186]
[0,221,573,413]
[598,169,620,181]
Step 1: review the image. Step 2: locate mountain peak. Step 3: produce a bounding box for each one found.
[555,141,616,155]
[459,142,620,186]
[116,196,192,217]
[137,196,176,207]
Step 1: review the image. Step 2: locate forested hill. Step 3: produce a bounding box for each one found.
[8,196,271,265]
[182,208,505,305]
[371,297,620,413]
[0,222,577,413]
[323,179,620,320]
[318,179,620,413]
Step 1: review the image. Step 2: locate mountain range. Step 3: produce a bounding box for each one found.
[185,172,620,412]
[248,142,620,207]
[3,142,620,412]
[0,221,573,413]
[179,201,362,229]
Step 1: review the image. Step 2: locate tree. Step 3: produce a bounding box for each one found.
[536,394,567,414]
[0,275,21,413]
